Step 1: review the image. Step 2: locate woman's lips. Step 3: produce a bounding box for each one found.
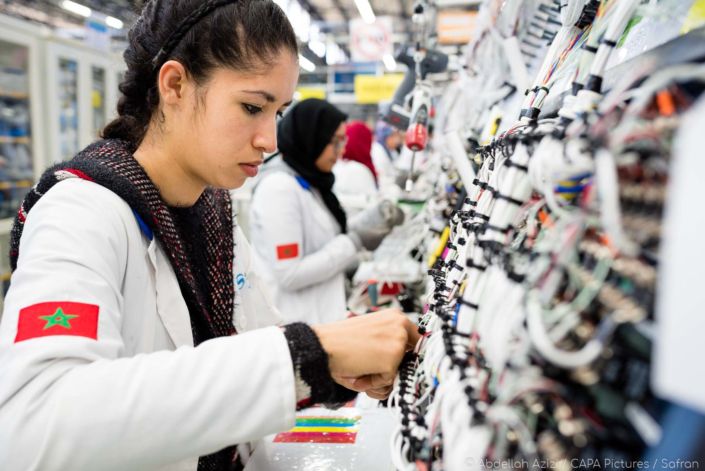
[239,162,261,177]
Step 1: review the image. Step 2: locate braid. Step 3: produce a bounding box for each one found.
[102,0,166,143]
[151,0,238,72]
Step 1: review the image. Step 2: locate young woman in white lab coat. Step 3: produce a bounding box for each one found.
[333,120,378,197]
[371,121,403,191]
[250,100,405,324]
[0,2,418,470]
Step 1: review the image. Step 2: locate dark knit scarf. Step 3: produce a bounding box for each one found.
[277,98,348,232]
[9,139,241,470]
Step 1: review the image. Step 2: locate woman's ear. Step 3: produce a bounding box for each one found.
[157,60,189,106]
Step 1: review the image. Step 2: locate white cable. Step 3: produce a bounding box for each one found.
[594,147,639,256]
[526,289,616,368]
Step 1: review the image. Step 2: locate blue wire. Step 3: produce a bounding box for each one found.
[565,172,592,182]
[554,183,589,193]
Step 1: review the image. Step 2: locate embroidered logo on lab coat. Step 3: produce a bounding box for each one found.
[236,273,246,290]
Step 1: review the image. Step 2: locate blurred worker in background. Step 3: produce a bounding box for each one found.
[371,121,403,191]
[333,120,378,197]
[250,99,405,324]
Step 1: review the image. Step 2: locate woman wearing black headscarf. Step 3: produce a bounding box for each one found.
[250,99,403,324]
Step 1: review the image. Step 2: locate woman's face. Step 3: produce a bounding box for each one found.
[386,131,403,152]
[315,122,347,173]
[169,49,299,190]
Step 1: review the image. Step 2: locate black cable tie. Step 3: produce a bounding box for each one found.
[485,223,509,233]
[522,39,543,49]
[538,86,550,94]
[571,82,584,95]
[467,259,487,272]
[585,74,603,93]
[582,44,598,53]
[504,160,529,172]
[458,298,479,310]
[476,213,490,222]
[495,192,525,206]
[506,271,526,283]
[601,39,617,47]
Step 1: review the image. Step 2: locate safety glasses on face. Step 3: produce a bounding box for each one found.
[330,135,347,152]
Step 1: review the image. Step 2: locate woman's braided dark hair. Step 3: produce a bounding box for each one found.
[102,0,298,145]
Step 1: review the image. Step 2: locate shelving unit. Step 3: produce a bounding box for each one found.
[0,13,125,308]
[45,37,123,165]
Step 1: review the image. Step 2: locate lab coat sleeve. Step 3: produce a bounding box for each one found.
[0,180,296,471]
[252,174,358,291]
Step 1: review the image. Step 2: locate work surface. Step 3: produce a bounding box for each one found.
[244,398,396,471]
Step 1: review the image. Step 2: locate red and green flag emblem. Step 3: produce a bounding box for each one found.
[276,243,299,260]
[14,301,99,343]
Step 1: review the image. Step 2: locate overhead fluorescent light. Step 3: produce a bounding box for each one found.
[353,0,376,23]
[309,40,327,58]
[326,43,348,65]
[298,54,316,72]
[61,0,91,18]
[382,54,397,71]
[105,16,123,29]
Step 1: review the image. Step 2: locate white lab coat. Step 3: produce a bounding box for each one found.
[249,162,359,324]
[0,178,296,471]
[371,141,398,188]
[333,159,377,197]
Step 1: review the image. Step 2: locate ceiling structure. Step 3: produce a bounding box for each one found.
[305,0,411,27]
[0,0,423,70]
[0,0,413,39]
[0,0,141,29]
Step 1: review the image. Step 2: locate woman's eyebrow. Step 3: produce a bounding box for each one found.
[240,90,277,103]
[241,90,293,107]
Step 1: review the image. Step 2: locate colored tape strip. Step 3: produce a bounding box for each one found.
[274,432,357,444]
[291,426,359,433]
[296,418,360,426]
[296,416,361,423]
[294,422,358,428]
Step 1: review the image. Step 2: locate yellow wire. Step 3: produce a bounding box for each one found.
[428,227,450,268]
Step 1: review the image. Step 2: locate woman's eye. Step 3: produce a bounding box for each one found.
[243,104,263,115]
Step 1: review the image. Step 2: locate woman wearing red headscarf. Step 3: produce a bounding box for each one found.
[333,121,378,197]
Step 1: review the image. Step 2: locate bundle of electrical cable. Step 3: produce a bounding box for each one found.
[389,54,705,469]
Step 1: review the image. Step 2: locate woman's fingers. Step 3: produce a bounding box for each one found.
[334,372,395,394]
[365,384,394,400]
[313,308,419,381]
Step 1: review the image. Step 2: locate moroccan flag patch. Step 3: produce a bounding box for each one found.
[14,301,99,343]
[276,243,299,260]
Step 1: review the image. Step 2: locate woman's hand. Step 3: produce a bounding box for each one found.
[311,308,420,399]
